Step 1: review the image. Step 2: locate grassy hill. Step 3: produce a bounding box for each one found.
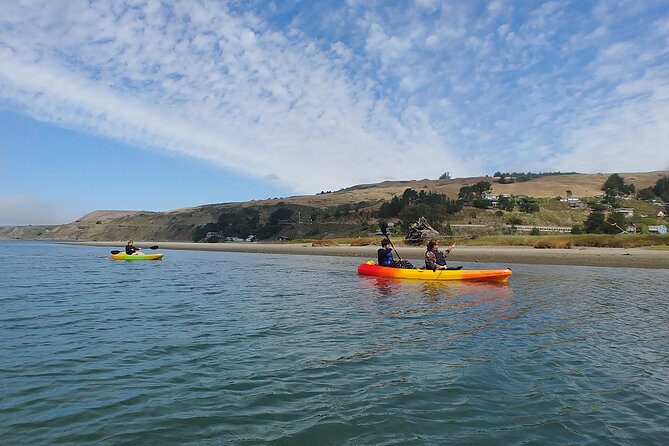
[2,170,668,242]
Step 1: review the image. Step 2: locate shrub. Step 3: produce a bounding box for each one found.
[507,216,523,225]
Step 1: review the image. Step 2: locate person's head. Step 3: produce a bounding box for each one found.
[427,240,438,251]
[381,238,391,248]
[127,240,134,245]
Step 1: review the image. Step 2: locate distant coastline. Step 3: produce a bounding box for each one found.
[63,241,669,269]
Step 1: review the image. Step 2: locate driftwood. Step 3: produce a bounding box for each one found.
[404,217,440,245]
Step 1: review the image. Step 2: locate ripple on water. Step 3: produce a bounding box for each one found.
[1,245,668,444]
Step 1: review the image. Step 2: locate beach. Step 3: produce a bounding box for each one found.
[68,241,669,269]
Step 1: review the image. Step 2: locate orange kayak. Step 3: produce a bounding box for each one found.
[357,261,511,282]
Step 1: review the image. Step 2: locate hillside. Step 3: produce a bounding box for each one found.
[2,170,667,241]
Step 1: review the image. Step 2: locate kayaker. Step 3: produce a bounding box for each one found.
[125,240,142,255]
[378,238,415,268]
[425,240,450,270]
[377,238,395,267]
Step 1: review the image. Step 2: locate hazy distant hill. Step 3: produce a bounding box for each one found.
[2,170,667,241]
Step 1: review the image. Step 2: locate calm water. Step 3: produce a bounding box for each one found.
[1,241,668,445]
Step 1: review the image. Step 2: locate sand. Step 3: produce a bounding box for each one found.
[67,241,669,269]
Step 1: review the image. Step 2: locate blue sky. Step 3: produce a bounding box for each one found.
[1,0,668,225]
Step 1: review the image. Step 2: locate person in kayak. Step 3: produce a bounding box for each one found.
[425,240,461,270]
[125,240,142,255]
[378,238,395,266]
[378,238,415,268]
[425,240,454,270]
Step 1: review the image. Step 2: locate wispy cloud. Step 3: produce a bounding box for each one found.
[1,0,668,196]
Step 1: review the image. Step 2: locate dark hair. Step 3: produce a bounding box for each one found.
[427,240,437,250]
[381,238,391,247]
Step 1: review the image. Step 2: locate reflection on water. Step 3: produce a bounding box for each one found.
[359,275,517,331]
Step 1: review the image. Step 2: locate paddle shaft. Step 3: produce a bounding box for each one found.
[381,227,402,261]
[110,245,159,254]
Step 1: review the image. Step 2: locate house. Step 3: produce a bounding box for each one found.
[648,225,667,234]
[614,208,634,217]
[375,222,395,235]
[560,197,585,208]
[658,211,666,218]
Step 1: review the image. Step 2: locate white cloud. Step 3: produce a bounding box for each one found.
[0,0,668,197]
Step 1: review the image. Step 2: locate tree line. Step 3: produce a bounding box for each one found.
[192,206,295,242]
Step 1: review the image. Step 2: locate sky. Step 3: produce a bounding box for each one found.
[1,0,669,225]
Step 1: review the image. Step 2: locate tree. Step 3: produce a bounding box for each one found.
[498,196,515,212]
[402,188,419,205]
[458,185,475,202]
[602,173,635,206]
[584,210,605,233]
[472,181,492,197]
[458,181,491,202]
[653,175,669,202]
[604,212,627,234]
[518,198,539,213]
[637,187,656,201]
[269,207,294,225]
[439,171,451,180]
[192,222,218,242]
[473,199,492,209]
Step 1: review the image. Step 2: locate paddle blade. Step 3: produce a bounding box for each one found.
[148,245,159,250]
[110,250,121,254]
[379,221,389,237]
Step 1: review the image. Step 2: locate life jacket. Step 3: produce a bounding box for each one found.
[378,248,394,266]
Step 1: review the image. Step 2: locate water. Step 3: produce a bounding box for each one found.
[1,241,668,445]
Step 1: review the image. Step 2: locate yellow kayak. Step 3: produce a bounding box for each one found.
[110,252,164,261]
[358,261,511,282]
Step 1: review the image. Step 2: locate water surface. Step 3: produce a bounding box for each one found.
[1,242,668,444]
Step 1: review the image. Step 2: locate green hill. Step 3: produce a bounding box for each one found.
[2,170,668,242]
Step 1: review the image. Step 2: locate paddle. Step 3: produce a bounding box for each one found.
[379,221,402,261]
[443,242,463,270]
[110,245,159,255]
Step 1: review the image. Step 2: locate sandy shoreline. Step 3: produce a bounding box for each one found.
[64,241,669,269]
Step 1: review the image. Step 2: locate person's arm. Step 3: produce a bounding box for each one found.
[425,251,439,270]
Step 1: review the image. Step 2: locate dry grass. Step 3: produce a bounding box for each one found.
[466,234,669,248]
[285,233,669,249]
[534,239,573,249]
[311,240,336,246]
